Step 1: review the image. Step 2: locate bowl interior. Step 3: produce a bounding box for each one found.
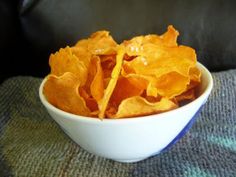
[39,62,213,122]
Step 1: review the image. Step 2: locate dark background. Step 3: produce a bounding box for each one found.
[1,0,236,83]
[0,0,51,83]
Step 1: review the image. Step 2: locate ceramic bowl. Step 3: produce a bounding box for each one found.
[39,62,213,163]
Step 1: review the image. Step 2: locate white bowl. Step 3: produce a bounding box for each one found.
[39,62,213,163]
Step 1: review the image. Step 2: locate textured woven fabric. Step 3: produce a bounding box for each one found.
[0,70,236,177]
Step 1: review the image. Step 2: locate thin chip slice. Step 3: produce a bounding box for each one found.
[90,56,104,102]
[175,89,196,102]
[186,66,202,90]
[76,31,117,55]
[124,74,149,90]
[105,106,117,118]
[120,74,156,98]
[121,36,144,56]
[153,72,190,98]
[43,72,90,116]
[124,56,195,78]
[160,25,179,47]
[77,56,103,111]
[113,96,177,118]
[49,46,88,85]
[109,76,144,107]
[71,47,92,68]
[189,66,201,82]
[146,82,158,97]
[121,25,179,57]
[79,87,98,112]
[100,55,116,79]
[167,45,197,63]
[98,48,125,118]
[82,56,98,94]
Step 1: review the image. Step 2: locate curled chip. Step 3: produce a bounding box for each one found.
[90,56,104,102]
[76,30,117,55]
[49,46,88,85]
[110,76,145,108]
[43,72,90,116]
[43,25,201,119]
[113,96,178,118]
[98,47,125,118]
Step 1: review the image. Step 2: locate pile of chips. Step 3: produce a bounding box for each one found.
[43,25,201,119]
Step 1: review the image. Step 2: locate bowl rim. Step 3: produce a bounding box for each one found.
[39,62,213,123]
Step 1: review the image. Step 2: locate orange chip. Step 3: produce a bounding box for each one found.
[49,46,88,85]
[105,106,117,118]
[146,81,159,97]
[112,96,177,118]
[141,72,190,98]
[175,89,196,102]
[121,36,144,56]
[82,56,98,95]
[124,74,149,90]
[74,39,90,49]
[153,72,190,98]
[44,26,201,119]
[79,87,98,112]
[189,66,201,82]
[123,56,195,78]
[43,72,90,116]
[160,25,179,47]
[109,76,144,107]
[121,25,179,57]
[98,47,125,118]
[76,31,117,55]
[168,45,197,63]
[186,66,202,90]
[78,56,104,110]
[90,56,104,102]
[100,55,116,79]
[71,47,92,68]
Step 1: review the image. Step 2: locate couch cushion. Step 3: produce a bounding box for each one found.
[19,0,236,71]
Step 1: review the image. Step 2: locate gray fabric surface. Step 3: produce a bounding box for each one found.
[0,70,236,177]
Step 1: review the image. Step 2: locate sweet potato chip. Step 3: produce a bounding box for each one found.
[71,47,92,68]
[44,25,201,119]
[109,76,144,107]
[121,25,179,57]
[79,87,98,112]
[82,56,98,94]
[49,46,88,85]
[98,48,125,118]
[168,45,197,63]
[78,56,104,111]
[76,31,117,55]
[100,55,116,79]
[124,74,149,90]
[113,96,177,118]
[175,89,196,103]
[90,57,104,102]
[154,72,190,98]
[186,66,202,90]
[146,81,159,97]
[123,56,195,78]
[160,25,179,47]
[189,66,201,82]
[43,72,90,116]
